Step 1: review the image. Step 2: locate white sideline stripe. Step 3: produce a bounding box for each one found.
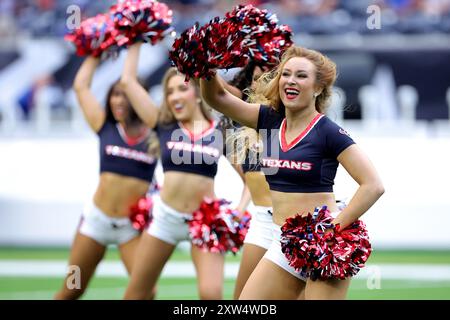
[0,260,237,278]
[1,261,450,280]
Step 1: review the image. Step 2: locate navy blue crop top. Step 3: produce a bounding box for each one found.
[155,120,223,178]
[257,105,355,193]
[241,147,262,173]
[98,121,157,183]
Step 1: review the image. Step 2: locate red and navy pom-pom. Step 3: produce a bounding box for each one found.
[281,206,372,280]
[226,208,252,252]
[188,198,251,254]
[226,5,293,66]
[169,4,293,80]
[129,196,153,232]
[110,0,174,47]
[245,24,293,66]
[65,1,174,58]
[169,22,212,80]
[65,13,119,57]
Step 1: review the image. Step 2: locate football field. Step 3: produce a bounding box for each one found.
[0,248,449,300]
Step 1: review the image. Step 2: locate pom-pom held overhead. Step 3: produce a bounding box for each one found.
[170,22,211,79]
[188,198,251,254]
[110,0,174,47]
[280,206,372,280]
[169,4,293,80]
[129,196,153,232]
[65,0,174,58]
[225,5,292,66]
[64,13,118,58]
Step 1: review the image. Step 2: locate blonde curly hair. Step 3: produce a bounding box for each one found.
[248,46,337,114]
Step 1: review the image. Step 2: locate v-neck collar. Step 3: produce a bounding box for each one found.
[279,113,324,152]
[178,120,216,142]
[116,123,149,146]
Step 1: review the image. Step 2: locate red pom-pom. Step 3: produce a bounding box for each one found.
[110,0,174,47]
[169,22,212,80]
[226,5,293,66]
[64,13,119,58]
[169,4,293,80]
[281,206,372,280]
[129,196,153,232]
[188,198,251,254]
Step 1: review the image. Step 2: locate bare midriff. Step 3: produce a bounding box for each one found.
[270,190,338,226]
[244,171,272,207]
[160,171,215,213]
[93,172,149,218]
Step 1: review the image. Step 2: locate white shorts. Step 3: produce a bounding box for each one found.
[263,223,308,281]
[146,197,192,245]
[244,205,273,250]
[78,202,140,246]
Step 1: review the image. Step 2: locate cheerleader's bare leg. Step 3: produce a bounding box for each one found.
[118,235,157,299]
[233,243,267,299]
[305,278,351,300]
[54,232,106,300]
[191,245,225,300]
[123,233,175,299]
[239,258,306,300]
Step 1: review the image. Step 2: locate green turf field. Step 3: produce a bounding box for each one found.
[1,247,450,263]
[1,277,450,300]
[0,247,449,300]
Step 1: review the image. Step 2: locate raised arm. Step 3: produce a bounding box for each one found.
[73,56,105,132]
[200,75,260,129]
[120,42,159,129]
[218,76,243,99]
[333,145,385,229]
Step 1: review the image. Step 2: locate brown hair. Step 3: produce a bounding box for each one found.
[248,46,337,114]
[105,79,145,126]
[103,79,159,157]
[158,68,213,125]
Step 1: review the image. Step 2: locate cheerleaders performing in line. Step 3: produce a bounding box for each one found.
[62,1,384,300]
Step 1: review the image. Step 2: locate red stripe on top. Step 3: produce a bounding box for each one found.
[179,120,216,142]
[280,114,324,152]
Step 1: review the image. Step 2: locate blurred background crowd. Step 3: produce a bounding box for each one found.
[1,0,450,134]
[2,0,450,38]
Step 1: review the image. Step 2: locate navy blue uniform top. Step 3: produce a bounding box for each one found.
[155,120,223,178]
[241,147,262,173]
[98,121,157,183]
[257,105,355,193]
